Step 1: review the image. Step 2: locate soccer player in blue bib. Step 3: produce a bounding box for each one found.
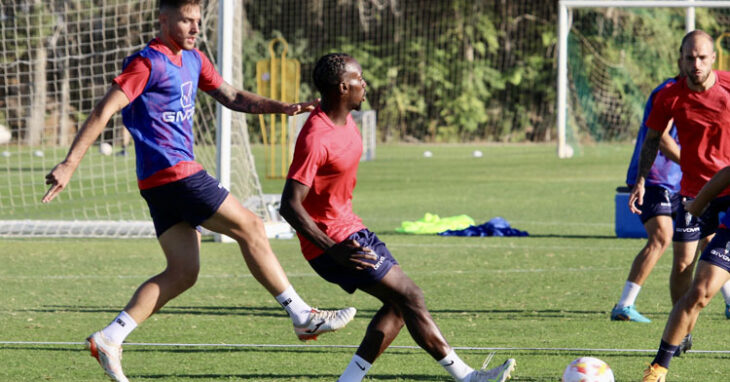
[612,77,682,324]
[42,1,355,381]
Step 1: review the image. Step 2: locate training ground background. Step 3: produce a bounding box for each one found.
[2,143,728,381]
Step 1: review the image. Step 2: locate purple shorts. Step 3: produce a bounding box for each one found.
[699,227,730,273]
[674,194,730,242]
[308,229,398,294]
[140,170,229,237]
[638,186,681,224]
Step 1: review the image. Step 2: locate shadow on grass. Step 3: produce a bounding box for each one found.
[14,305,675,320]
[21,305,287,318]
[134,373,444,381]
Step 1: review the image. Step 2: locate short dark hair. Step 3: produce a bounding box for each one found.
[313,53,351,94]
[159,0,202,11]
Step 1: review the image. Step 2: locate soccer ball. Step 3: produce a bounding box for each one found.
[562,357,614,382]
[0,123,10,144]
[423,150,433,158]
[99,142,113,156]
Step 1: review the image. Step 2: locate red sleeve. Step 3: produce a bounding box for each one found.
[113,57,151,103]
[287,129,327,187]
[196,49,224,91]
[645,86,672,132]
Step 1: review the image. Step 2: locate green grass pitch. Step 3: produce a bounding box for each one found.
[1,143,728,381]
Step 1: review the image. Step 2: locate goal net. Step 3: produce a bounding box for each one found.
[0,0,265,238]
[558,0,730,158]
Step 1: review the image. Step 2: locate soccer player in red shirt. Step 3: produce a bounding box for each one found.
[42,1,355,381]
[632,30,730,381]
[280,53,516,382]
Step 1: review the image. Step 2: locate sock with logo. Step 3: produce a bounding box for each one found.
[439,349,473,382]
[101,311,138,345]
[652,339,679,369]
[338,354,371,382]
[275,285,313,327]
[617,280,642,309]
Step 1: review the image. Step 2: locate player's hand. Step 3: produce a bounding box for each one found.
[42,162,74,203]
[284,99,319,116]
[325,239,378,271]
[683,198,708,217]
[628,180,645,215]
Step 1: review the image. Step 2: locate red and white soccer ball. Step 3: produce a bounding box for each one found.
[562,357,614,382]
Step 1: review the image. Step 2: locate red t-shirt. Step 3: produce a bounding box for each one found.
[287,106,366,260]
[646,70,730,198]
[113,39,223,189]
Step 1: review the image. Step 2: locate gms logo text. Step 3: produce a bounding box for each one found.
[162,81,195,122]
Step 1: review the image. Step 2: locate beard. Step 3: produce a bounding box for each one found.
[689,70,711,86]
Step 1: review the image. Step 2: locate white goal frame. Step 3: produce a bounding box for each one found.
[0,0,277,240]
[556,0,730,158]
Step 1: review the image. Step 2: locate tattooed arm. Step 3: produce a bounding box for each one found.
[206,82,317,116]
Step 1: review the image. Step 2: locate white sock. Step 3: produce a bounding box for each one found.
[338,354,371,382]
[721,281,730,304]
[439,349,473,382]
[275,285,313,326]
[617,281,642,309]
[101,311,138,345]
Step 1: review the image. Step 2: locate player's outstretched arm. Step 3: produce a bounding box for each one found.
[42,84,129,203]
[280,179,377,270]
[685,166,730,217]
[207,82,317,116]
[629,128,662,214]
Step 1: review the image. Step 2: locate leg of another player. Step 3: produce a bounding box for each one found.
[201,194,356,332]
[202,194,290,296]
[338,304,404,381]
[670,240,700,304]
[124,222,202,323]
[627,216,674,286]
[613,215,673,322]
[719,280,730,318]
[645,261,729,378]
[86,223,202,382]
[361,266,451,360]
[350,266,514,382]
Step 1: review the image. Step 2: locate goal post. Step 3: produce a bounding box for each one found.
[556,0,730,158]
[0,0,266,238]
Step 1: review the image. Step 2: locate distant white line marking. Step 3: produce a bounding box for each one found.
[1,341,727,354]
[0,265,671,280]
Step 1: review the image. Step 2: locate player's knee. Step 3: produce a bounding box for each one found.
[648,231,672,251]
[400,284,426,310]
[673,259,695,274]
[230,213,266,242]
[686,285,712,309]
[167,264,199,290]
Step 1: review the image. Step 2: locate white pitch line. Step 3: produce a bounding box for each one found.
[2,340,729,354]
[0,265,672,280]
[389,242,636,251]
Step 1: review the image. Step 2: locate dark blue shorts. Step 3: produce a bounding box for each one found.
[638,186,681,224]
[140,170,229,237]
[674,194,730,242]
[308,229,398,294]
[699,227,730,273]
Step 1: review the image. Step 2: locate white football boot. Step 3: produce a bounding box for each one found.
[293,307,357,341]
[86,331,129,382]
